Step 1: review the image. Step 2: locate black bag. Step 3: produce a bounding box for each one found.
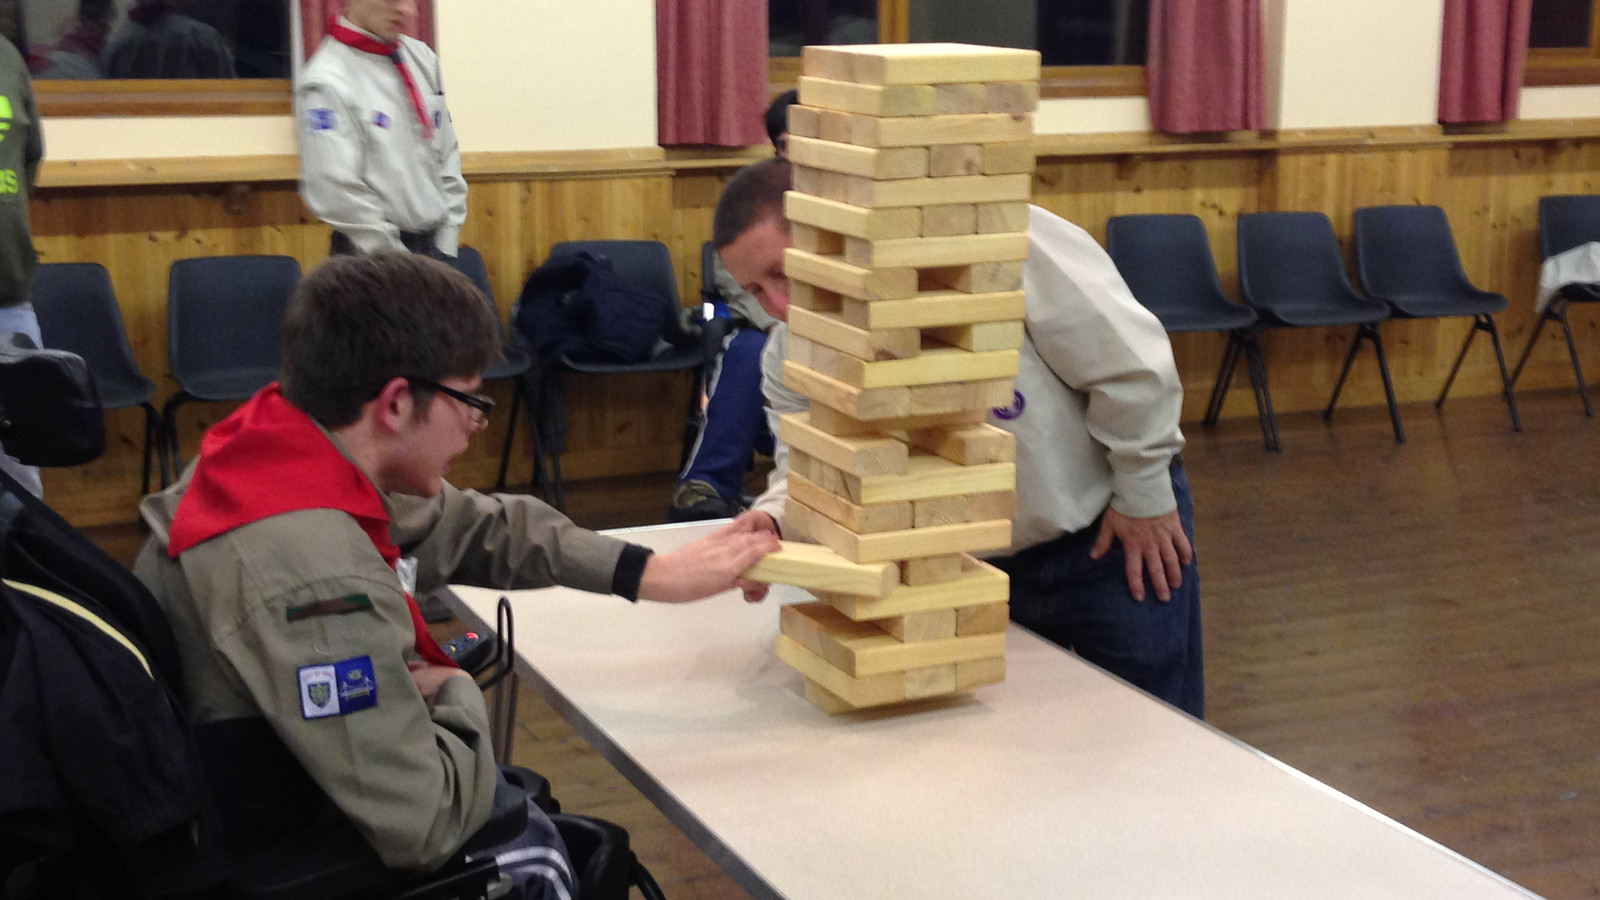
[515,251,676,366]
[0,333,104,467]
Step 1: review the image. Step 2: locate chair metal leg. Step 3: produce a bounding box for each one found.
[1368,324,1406,443]
[680,364,704,471]
[1323,329,1365,420]
[494,377,525,493]
[1509,304,1554,387]
[1482,315,1522,432]
[139,403,159,496]
[1243,333,1282,452]
[1554,306,1594,416]
[1435,317,1480,411]
[1203,334,1244,427]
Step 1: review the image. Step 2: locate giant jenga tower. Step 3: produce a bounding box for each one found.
[750,43,1040,714]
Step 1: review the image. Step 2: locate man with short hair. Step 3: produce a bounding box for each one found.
[297,0,464,258]
[715,159,1205,717]
[0,35,43,498]
[135,251,778,888]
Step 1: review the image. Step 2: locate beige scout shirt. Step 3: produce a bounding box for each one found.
[136,458,630,870]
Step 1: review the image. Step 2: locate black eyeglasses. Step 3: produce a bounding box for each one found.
[408,378,495,426]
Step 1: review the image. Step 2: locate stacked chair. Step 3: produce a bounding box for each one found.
[1512,194,1600,415]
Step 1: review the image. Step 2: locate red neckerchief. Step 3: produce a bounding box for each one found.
[168,384,456,669]
[325,16,434,140]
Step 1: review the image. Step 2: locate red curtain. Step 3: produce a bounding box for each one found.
[1438,0,1532,124]
[300,0,435,59]
[657,0,768,147]
[1145,0,1263,134]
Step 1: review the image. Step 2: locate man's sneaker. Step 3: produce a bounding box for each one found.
[667,479,738,522]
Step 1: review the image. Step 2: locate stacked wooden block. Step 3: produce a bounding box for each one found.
[756,43,1040,714]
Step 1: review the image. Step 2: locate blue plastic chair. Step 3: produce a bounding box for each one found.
[1511,195,1600,416]
[1237,211,1404,444]
[1106,214,1280,452]
[517,240,704,511]
[32,262,164,492]
[1354,205,1519,431]
[163,255,301,483]
[443,246,540,493]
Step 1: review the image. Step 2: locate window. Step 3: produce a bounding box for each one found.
[1526,0,1600,86]
[769,0,1149,98]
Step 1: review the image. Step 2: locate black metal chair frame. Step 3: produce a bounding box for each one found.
[1201,323,1282,452]
[1510,195,1600,417]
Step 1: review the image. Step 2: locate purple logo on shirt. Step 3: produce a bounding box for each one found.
[433,110,442,129]
[372,111,391,129]
[308,108,336,131]
[992,390,1026,420]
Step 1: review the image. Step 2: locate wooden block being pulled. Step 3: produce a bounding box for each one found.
[824,555,1009,619]
[781,601,1007,676]
[791,449,1015,505]
[797,75,937,117]
[808,404,986,437]
[777,634,905,707]
[907,422,1016,465]
[850,112,1034,149]
[788,135,929,180]
[803,43,1042,87]
[790,471,913,534]
[926,320,1027,352]
[886,608,958,642]
[788,306,919,361]
[929,143,983,177]
[779,411,908,476]
[920,259,1025,293]
[786,498,1012,564]
[784,248,917,301]
[840,289,1026,331]
[783,360,912,420]
[842,173,1033,210]
[743,540,897,598]
[901,554,967,586]
[982,142,1036,175]
[785,191,921,241]
[844,232,1030,270]
[829,345,1020,390]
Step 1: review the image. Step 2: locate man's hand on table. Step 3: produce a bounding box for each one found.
[638,512,781,604]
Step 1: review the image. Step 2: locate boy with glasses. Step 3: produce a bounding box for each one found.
[136,251,778,891]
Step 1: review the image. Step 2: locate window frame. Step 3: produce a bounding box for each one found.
[35,80,292,117]
[768,0,1146,99]
[1524,0,1600,87]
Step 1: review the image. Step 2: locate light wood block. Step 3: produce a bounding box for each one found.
[783,360,911,420]
[807,404,986,437]
[908,378,1016,415]
[977,202,1030,234]
[844,232,1030,269]
[790,223,844,255]
[886,608,958,642]
[966,490,1020,522]
[817,108,854,143]
[904,664,960,699]
[797,76,937,117]
[790,165,852,205]
[840,289,1026,331]
[926,320,1028,352]
[743,540,898,598]
[790,471,913,534]
[781,601,1007,676]
[841,173,1032,209]
[956,654,1007,690]
[912,495,968,528]
[776,634,905,707]
[982,142,1036,175]
[802,678,858,714]
[986,82,1040,113]
[920,203,978,236]
[907,423,1017,465]
[929,143,984,177]
[786,498,1013,563]
[793,450,1016,505]
[957,602,1011,636]
[788,135,929,180]
[921,259,1025,293]
[901,554,967,586]
[779,411,909,476]
[830,346,1020,390]
[934,83,988,115]
[785,191,921,241]
[788,305,920,361]
[823,555,1009,619]
[790,281,843,313]
[850,113,1034,149]
[788,104,822,138]
[784,248,917,301]
[803,43,1042,86]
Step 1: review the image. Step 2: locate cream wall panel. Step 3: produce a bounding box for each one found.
[1036,97,1151,135]
[1521,86,1600,120]
[1269,0,1444,129]
[43,116,299,161]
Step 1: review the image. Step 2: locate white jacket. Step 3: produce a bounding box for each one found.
[296,21,466,256]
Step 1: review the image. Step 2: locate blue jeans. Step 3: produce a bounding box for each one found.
[988,461,1204,718]
[678,326,773,502]
[0,303,43,498]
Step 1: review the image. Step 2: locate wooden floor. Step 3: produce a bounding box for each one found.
[87,388,1600,899]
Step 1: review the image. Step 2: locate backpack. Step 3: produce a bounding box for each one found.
[514,251,677,366]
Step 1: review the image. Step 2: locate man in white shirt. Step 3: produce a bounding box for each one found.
[296,0,465,259]
[716,159,1205,717]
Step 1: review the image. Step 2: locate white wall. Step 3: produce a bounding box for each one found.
[1266,0,1444,130]
[1521,85,1600,119]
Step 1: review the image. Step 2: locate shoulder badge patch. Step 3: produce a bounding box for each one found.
[286,593,374,622]
[299,655,379,719]
[372,110,391,129]
[308,108,336,131]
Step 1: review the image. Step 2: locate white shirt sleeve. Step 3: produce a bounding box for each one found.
[296,80,405,253]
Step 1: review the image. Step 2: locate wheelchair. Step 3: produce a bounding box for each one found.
[0,333,663,900]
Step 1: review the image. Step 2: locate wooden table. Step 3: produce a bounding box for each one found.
[449,521,1542,900]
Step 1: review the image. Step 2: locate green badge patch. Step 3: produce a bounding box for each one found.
[286,593,374,622]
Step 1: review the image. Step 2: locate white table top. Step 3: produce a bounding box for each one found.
[449,521,1541,900]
